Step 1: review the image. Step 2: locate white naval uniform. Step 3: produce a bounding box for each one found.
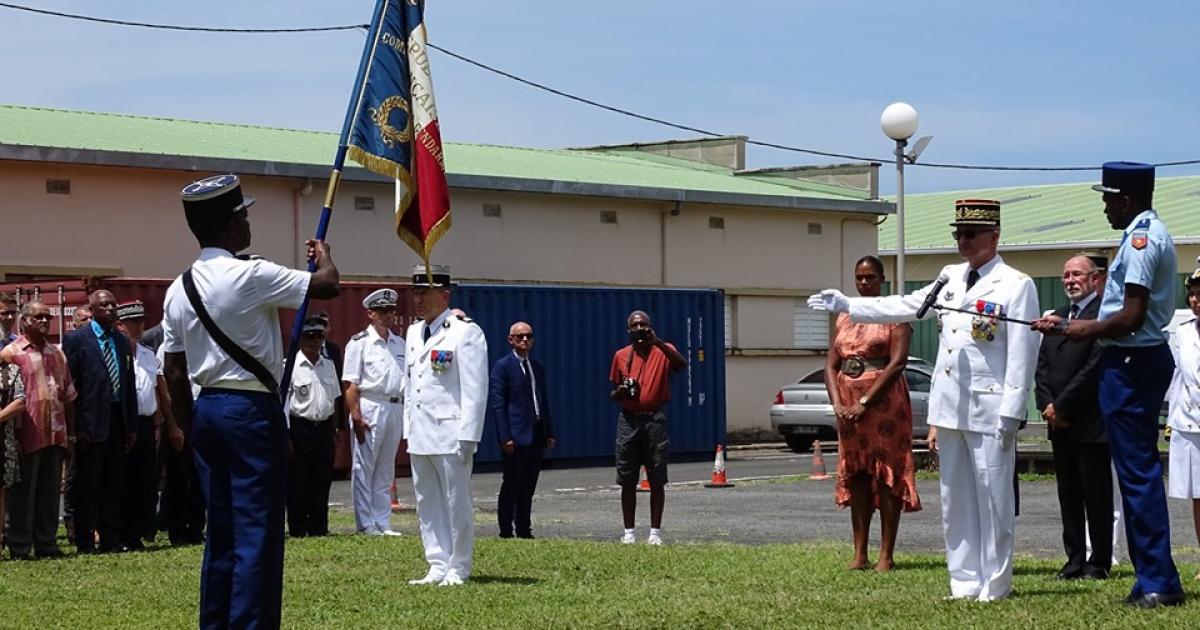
[343,325,406,534]
[405,309,488,581]
[1167,317,1200,499]
[132,343,161,417]
[847,255,1039,601]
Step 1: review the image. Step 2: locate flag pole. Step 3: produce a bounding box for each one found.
[280,0,391,404]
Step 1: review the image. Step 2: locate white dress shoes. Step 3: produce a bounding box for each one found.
[438,572,466,587]
[408,571,447,585]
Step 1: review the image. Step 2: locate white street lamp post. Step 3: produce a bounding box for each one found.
[881,102,919,291]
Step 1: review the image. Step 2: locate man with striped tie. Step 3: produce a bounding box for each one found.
[63,289,138,554]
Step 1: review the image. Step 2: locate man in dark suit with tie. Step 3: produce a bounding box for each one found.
[489,321,556,539]
[63,289,138,554]
[1035,255,1112,579]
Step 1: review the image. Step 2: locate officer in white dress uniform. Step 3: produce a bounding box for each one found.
[404,265,488,587]
[342,288,406,536]
[810,199,1039,602]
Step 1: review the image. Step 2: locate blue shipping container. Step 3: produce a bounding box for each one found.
[454,284,726,465]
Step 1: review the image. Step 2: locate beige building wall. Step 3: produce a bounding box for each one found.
[1,159,880,437]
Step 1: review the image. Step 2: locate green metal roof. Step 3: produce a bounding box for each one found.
[0,105,879,208]
[879,177,1200,251]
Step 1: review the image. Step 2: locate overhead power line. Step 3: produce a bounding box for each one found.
[0,1,367,33]
[4,1,1200,172]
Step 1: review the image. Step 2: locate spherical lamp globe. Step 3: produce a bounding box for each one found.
[881,102,919,141]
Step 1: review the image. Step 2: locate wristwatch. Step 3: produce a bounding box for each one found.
[857,395,869,407]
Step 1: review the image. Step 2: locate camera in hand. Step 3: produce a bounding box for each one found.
[611,377,640,401]
[629,329,652,344]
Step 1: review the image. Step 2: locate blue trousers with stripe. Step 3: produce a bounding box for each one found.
[192,390,288,630]
[1098,345,1181,597]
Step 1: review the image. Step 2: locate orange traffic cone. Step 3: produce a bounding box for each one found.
[704,444,735,488]
[390,480,401,512]
[809,440,831,480]
[638,466,651,492]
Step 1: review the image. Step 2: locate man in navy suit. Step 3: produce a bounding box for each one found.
[490,321,556,539]
[63,289,138,554]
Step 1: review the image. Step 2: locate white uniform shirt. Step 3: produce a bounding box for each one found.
[161,248,310,389]
[404,309,489,454]
[1168,317,1200,434]
[286,350,340,421]
[342,325,405,397]
[132,342,160,416]
[848,255,1041,433]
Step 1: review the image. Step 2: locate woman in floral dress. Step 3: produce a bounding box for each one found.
[822,255,921,572]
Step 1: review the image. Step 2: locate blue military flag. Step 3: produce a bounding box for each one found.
[344,0,451,263]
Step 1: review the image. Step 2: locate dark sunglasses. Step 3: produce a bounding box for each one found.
[29,314,53,321]
[510,333,533,340]
[302,331,326,339]
[951,229,993,241]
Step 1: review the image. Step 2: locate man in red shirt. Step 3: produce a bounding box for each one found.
[610,310,686,546]
[0,300,77,559]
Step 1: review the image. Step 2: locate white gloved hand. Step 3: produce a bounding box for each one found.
[806,289,850,313]
[457,440,477,464]
[996,417,1021,451]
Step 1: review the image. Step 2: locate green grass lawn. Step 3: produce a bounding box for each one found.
[2,511,1199,629]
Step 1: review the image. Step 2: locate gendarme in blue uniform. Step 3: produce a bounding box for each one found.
[1099,209,1176,346]
[1093,162,1183,603]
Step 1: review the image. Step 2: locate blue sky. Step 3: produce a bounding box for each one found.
[2,1,1198,193]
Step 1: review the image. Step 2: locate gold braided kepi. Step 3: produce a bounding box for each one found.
[950,198,1001,227]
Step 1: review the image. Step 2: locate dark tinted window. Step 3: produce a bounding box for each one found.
[799,369,825,384]
[905,369,932,393]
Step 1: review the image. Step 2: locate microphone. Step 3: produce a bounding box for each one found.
[916,273,950,319]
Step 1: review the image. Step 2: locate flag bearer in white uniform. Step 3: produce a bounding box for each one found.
[404,265,488,587]
[343,288,406,536]
[809,199,1039,602]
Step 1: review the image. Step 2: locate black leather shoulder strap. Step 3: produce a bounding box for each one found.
[181,269,279,396]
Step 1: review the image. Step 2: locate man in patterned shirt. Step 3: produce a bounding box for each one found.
[0,300,77,559]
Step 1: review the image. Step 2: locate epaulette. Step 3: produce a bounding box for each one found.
[235,254,266,261]
[351,330,369,341]
[454,314,473,323]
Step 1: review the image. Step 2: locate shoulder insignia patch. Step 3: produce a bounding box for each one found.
[1135,218,1151,230]
[1130,232,1148,250]
[455,314,473,323]
[351,330,369,341]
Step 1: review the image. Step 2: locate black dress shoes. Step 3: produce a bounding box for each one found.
[1126,592,1185,609]
[1080,567,1109,580]
[517,533,536,540]
[498,532,514,539]
[1055,564,1084,580]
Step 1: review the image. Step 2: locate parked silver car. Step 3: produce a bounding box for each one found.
[770,358,933,453]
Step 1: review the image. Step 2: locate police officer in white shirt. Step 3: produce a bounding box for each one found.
[343,288,406,536]
[116,300,164,549]
[161,173,340,629]
[286,317,342,537]
[405,265,488,587]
